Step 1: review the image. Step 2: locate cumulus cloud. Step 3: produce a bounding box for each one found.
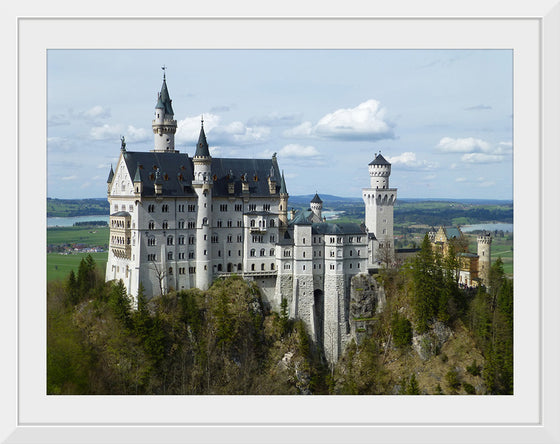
[78,105,111,120]
[436,137,491,153]
[461,153,505,164]
[455,177,467,182]
[176,113,270,146]
[61,175,77,181]
[387,152,438,171]
[89,124,149,142]
[283,100,395,142]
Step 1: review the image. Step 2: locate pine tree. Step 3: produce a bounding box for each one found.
[412,234,437,333]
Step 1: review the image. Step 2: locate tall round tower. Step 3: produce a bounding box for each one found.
[193,119,213,290]
[477,231,492,286]
[152,69,178,153]
[310,193,323,221]
[369,152,391,189]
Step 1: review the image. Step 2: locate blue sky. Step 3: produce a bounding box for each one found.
[47,49,513,200]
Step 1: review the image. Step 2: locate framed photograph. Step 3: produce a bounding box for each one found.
[4,1,560,443]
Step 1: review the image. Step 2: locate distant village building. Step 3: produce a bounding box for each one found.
[427,226,492,287]
[105,73,397,362]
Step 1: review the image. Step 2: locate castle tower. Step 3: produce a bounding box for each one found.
[193,119,213,290]
[477,231,492,286]
[362,153,397,267]
[151,69,178,153]
[106,164,114,195]
[278,170,289,231]
[310,193,323,222]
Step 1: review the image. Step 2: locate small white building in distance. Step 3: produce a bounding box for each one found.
[105,73,397,362]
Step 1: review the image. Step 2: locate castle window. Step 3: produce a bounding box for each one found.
[263,204,270,211]
[217,220,223,228]
[188,204,196,212]
[250,249,256,257]
[302,238,306,244]
[237,235,243,242]
[251,264,255,271]
[227,235,233,243]
[211,235,218,243]
[178,204,185,212]
[167,236,174,245]
[168,252,173,260]
[168,267,173,275]
[148,221,155,230]
[250,220,256,227]
[303,252,306,258]
[261,263,265,271]
[218,264,223,271]
[237,220,243,227]
[270,248,275,256]
[303,265,306,271]
[350,251,353,256]
[260,248,266,257]
[179,252,185,259]
[238,263,242,270]
[148,204,155,213]
[148,254,156,261]
[220,204,228,212]
[349,263,353,269]
[178,220,185,229]
[235,204,243,211]
[227,220,233,228]
[188,221,196,229]
[162,221,168,229]
[270,235,275,243]
[218,250,222,257]
[271,263,275,270]
[188,236,195,245]
[249,204,257,211]
[178,236,185,245]
[162,204,169,212]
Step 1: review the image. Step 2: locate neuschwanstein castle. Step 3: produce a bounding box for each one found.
[105,74,403,362]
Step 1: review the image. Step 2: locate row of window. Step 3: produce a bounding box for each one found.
[250,248,276,257]
[113,204,134,213]
[145,203,275,214]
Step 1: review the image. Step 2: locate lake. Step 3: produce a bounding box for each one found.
[460,223,513,233]
[47,215,110,227]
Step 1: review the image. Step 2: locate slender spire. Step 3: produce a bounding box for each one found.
[280,170,288,194]
[107,164,114,183]
[155,69,174,116]
[194,118,210,158]
[133,163,141,182]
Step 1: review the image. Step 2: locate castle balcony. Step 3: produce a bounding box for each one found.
[111,244,131,260]
[241,270,278,278]
[250,226,267,234]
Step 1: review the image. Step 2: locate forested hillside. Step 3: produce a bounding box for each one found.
[47,251,512,395]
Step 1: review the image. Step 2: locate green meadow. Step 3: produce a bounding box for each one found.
[47,252,108,282]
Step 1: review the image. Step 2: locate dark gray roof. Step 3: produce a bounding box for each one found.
[194,124,210,158]
[155,78,174,116]
[107,165,114,183]
[121,151,282,198]
[290,210,312,225]
[444,227,462,239]
[311,193,323,204]
[312,222,366,236]
[369,153,390,166]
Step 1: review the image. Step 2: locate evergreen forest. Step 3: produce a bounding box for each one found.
[47,241,513,395]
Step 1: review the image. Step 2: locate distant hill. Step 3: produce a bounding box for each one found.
[47,198,109,217]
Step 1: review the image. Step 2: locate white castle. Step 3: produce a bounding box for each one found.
[105,73,397,362]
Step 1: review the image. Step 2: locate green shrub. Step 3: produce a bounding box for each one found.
[466,359,481,376]
[391,314,413,349]
[463,382,476,394]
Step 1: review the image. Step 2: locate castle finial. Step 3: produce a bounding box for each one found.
[161,65,167,80]
[120,136,126,153]
[201,114,204,127]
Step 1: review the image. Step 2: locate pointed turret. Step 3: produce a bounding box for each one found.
[152,69,178,152]
[107,164,114,183]
[194,119,211,158]
[280,170,288,195]
[279,170,289,230]
[106,164,114,195]
[133,163,143,195]
[310,192,323,222]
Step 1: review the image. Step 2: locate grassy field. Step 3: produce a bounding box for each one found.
[47,252,108,282]
[47,226,109,246]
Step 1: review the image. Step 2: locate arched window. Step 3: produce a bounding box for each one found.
[271,263,275,270]
[250,220,256,227]
[260,248,265,257]
[217,264,223,272]
[270,248,275,256]
[250,249,256,257]
[261,263,265,271]
[270,219,275,227]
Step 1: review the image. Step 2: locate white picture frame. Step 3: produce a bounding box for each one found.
[3,1,559,443]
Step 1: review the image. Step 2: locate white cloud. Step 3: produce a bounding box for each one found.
[89,124,149,143]
[47,137,72,152]
[283,121,314,138]
[176,114,269,146]
[89,124,122,141]
[436,137,491,153]
[461,153,505,164]
[61,175,77,181]
[248,112,302,127]
[279,144,321,159]
[455,177,467,182]
[80,105,111,120]
[283,100,394,141]
[387,152,438,171]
